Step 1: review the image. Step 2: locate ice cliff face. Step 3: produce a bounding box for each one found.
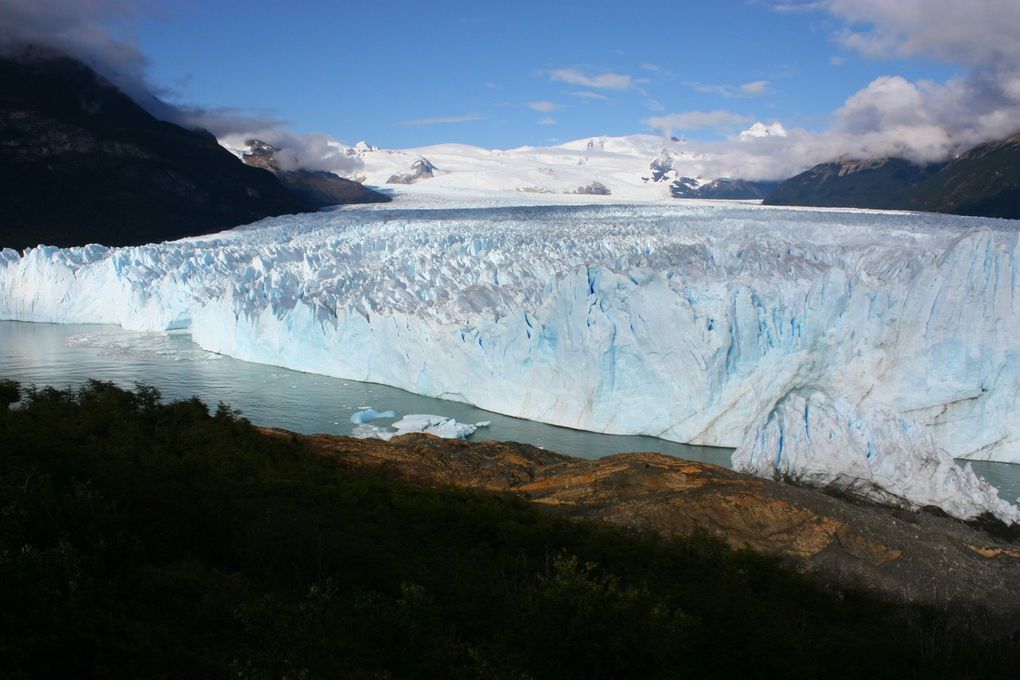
[733,391,1020,524]
[1,202,1019,519]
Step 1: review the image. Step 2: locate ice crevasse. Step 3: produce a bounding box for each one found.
[2,203,1019,521]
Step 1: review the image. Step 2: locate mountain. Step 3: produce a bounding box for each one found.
[670,177,778,200]
[765,133,1020,219]
[763,158,942,209]
[907,133,1020,219]
[242,139,390,207]
[0,51,307,250]
[336,135,760,202]
[386,157,438,185]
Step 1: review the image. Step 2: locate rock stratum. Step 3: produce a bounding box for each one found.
[260,427,1020,616]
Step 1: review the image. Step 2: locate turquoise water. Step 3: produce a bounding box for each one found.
[0,320,730,465]
[3,320,1017,502]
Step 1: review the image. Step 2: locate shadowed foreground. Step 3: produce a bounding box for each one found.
[2,379,1019,678]
[273,429,1020,614]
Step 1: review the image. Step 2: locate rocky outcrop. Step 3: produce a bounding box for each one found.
[0,51,310,250]
[573,181,610,195]
[386,157,437,184]
[242,139,390,207]
[671,177,778,200]
[260,427,1020,615]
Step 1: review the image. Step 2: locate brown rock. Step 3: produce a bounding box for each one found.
[258,427,1020,614]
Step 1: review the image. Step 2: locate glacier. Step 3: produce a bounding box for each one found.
[732,391,1020,524]
[2,201,1019,520]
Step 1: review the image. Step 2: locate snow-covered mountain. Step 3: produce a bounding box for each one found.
[739,121,788,141]
[3,202,1019,522]
[226,129,770,202]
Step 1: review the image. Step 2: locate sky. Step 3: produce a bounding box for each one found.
[2,0,1020,179]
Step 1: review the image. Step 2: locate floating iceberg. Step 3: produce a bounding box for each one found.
[2,202,1019,518]
[350,407,396,424]
[353,413,487,441]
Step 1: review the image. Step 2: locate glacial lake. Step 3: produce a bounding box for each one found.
[2,320,1017,503]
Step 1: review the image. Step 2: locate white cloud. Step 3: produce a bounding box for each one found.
[538,117,557,125]
[0,0,172,116]
[741,0,1020,172]
[822,0,1020,67]
[568,90,609,100]
[549,67,633,90]
[685,80,772,98]
[640,63,663,72]
[397,114,485,126]
[646,110,751,137]
[740,80,771,95]
[527,101,560,112]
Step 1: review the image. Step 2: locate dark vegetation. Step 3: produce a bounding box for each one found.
[2,379,1018,678]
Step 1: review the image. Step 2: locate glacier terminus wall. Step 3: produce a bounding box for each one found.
[2,202,1019,520]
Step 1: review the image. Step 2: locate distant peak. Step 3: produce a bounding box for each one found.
[739,121,788,141]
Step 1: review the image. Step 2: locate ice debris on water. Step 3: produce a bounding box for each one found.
[352,412,489,441]
[350,407,396,424]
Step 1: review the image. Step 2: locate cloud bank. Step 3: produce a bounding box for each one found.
[658,0,1020,181]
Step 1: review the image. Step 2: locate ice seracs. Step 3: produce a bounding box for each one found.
[733,391,1020,524]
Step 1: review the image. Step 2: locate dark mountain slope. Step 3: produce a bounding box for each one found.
[908,133,1020,219]
[763,158,942,210]
[764,133,1020,220]
[671,177,778,200]
[242,139,390,208]
[0,51,309,250]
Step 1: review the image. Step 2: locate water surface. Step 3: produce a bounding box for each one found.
[5,320,1018,502]
[0,320,730,465]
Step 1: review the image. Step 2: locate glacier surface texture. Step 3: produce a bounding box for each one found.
[2,202,1019,517]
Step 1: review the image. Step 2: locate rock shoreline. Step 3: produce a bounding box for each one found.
[259,426,1020,619]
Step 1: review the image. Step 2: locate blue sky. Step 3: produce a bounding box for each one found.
[130,1,961,148]
[3,0,1017,177]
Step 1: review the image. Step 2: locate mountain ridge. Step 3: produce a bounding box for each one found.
[0,50,313,249]
[764,134,1020,219]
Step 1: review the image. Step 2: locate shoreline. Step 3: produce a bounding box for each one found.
[260,425,1020,620]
